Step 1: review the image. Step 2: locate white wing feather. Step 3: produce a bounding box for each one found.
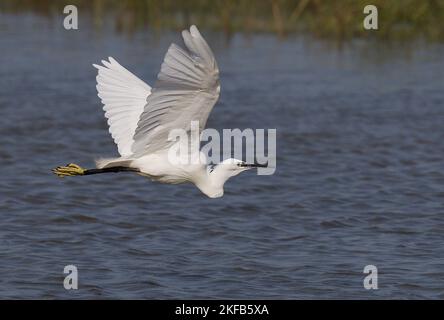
[94,57,151,157]
[132,25,220,156]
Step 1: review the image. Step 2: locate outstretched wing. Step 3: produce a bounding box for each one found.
[94,57,151,157]
[132,25,220,156]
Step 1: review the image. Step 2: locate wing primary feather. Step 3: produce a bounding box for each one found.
[94,57,152,156]
[132,26,220,155]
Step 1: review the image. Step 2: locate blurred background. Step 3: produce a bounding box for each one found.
[2,0,444,42]
[1,0,444,299]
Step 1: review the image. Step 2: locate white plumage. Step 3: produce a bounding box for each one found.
[94,57,152,157]
[94,26,219,158]
[54,25,265,198]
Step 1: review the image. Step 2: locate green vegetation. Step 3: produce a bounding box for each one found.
[2,0,444,42]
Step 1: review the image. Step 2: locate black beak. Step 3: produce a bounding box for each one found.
[240,162,268,168]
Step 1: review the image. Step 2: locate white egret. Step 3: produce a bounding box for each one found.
[53,25,266,198]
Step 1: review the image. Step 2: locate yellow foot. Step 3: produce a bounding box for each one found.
[52,163,86,177]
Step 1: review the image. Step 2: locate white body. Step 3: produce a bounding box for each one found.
[93,26,256,198]
[131,152,225,198]
[99,152,248,198]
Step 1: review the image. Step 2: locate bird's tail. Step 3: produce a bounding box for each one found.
[95,157,133,169]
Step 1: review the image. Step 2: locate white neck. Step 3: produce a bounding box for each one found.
[192,165,231,198]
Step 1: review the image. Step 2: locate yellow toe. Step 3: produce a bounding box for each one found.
[52,163,85,177]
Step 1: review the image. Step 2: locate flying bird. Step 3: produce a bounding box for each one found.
[53,25,266,198]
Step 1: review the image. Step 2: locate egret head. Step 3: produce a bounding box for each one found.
[228,158,265,171]
[211,158,267,180]
[198,158,267,198]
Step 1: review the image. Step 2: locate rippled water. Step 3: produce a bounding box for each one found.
[1,13,444,299]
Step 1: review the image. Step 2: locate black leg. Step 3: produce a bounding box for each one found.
[84,166,140,175]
